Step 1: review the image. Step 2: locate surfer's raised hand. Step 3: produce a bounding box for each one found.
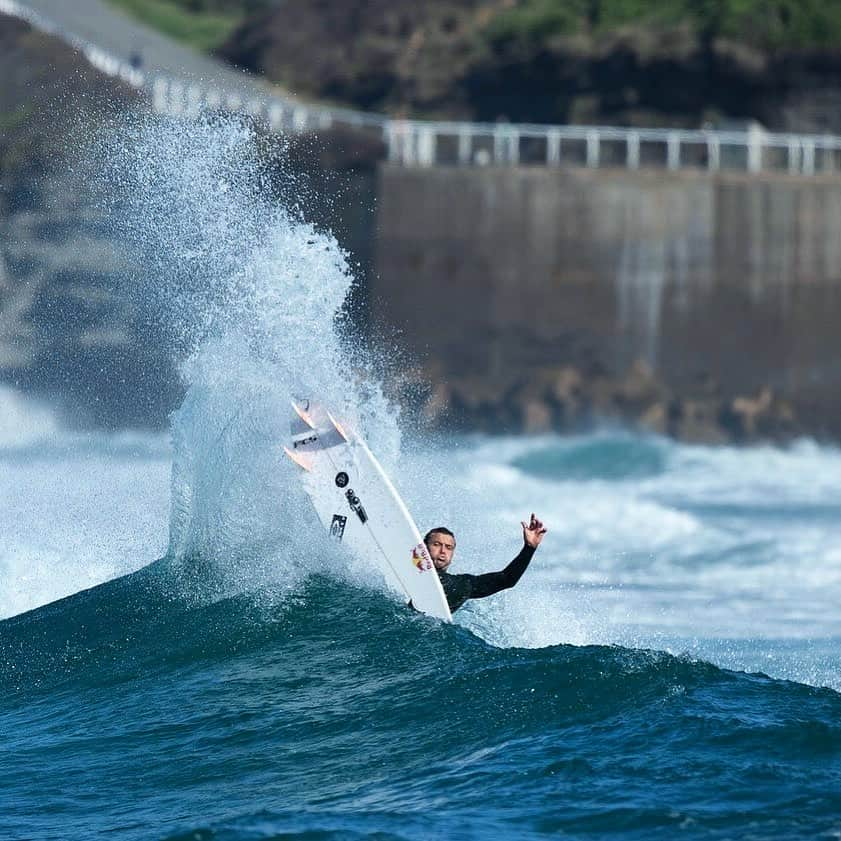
[521,513,547,548]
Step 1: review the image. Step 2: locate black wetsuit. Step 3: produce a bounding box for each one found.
[437,544,536,613]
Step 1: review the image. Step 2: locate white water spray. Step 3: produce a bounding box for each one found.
[94,113,401,590]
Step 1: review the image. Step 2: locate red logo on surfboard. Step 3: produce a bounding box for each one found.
[411,543,433,572]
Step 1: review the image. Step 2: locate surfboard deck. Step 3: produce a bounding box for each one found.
[284,400,452,622]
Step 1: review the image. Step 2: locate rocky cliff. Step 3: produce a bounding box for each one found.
[0,13,181,427]
[220,0,841,133]
[0,11,383,428]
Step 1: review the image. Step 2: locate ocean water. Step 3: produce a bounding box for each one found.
[2,115,841,840]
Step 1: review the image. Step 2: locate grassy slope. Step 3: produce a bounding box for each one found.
[104,0,841,57]
[485,0,841,51]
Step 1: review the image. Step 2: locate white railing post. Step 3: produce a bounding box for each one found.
[820,137,834,173]
[627,131,640,170]
[385,121,399,164]
[747,124,762,173]
[458,127,472,165]
[402,124,416,166]
[803,140,816,176]
[586,130,600,168]
[152,76,168,113]
[509,129,520,165]
[493,125,504,164]
[707,135,720,172]
[787,139,800,175]
[418,126,436,167]
[125,67,144,88]
[186,84,202,118]
[292,107,307,132]
[547,129,561,165]
[318,110,333,130]
[667,132,680,170]
[169,79,184,115]
[268,103,284,131]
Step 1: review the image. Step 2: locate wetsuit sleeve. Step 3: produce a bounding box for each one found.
[463,544,536,599]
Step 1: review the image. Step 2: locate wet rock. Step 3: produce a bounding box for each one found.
[412,362,806,445]
[548,366,583,403]
[672,398,730,445]
[638,401,668,436]
[521,399,552,434]
[619,359,668,408]
[731,386,774,437]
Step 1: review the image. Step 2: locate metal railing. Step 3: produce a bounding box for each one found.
[148,76,386,133]
[385,120,841,175]
[5,0,841,177]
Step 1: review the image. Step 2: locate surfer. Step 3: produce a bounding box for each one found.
[424,514,547,612]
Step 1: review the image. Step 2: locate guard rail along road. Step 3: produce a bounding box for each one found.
[5,0,841,177]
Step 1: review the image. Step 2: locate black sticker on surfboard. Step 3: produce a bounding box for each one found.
[345,488,368,524]
[293,434,318,449]
[329,515,347,541]
[335,471,349,488]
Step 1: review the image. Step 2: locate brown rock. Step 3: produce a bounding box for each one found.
[522,399,552,434]
[620,359,662,403]
[588,377,619,413]
[731,387,773,437]
[549,366,582,402]
[674,398,729,444]
[639,402,667,435]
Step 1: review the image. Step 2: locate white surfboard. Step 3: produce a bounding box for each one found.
[283,399,452,622]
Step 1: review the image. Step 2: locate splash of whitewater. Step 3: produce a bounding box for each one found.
[96,113,399,587]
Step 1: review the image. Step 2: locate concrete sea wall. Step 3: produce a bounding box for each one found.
[373,166,841,439]
[4,157,841,440]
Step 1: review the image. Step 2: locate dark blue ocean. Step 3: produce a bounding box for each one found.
[2,116,841,839]
[2,426,841,841]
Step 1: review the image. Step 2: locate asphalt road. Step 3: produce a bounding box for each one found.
[17,0,289,99]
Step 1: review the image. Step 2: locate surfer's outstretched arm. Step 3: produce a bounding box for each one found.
[464,543,537,598]
[439,514,547,609]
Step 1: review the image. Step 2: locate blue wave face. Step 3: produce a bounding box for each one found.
[511,434,669,481]
[2,570,840,841]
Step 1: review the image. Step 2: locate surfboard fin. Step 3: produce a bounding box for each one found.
[291,400,316,430]
[326,412,349,442]
[283,446,312,472]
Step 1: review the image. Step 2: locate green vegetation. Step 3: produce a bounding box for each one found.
[104,0,262,52]
[103,0,841,58]
[484,0,841,51]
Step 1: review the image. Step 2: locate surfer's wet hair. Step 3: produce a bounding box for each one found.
[424,527,455,546]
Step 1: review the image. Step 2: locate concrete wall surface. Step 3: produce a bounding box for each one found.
[373,165,841,435]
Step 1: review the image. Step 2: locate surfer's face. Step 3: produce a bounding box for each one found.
[426,532,456,572]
